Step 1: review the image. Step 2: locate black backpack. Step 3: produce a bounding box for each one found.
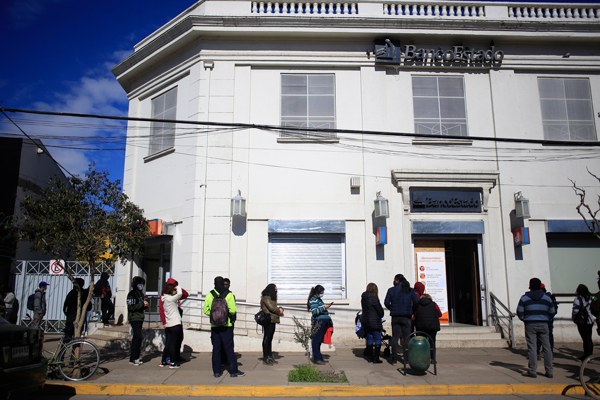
[209,290,229,326]
[27,293,36,311]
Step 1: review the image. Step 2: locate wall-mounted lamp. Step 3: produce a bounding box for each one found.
[374,191,389,218]
[514,191,530,219]
[203,60,215,70]
[231,190,246,217]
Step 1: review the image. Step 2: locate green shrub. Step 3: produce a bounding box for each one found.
[288,363,349,383]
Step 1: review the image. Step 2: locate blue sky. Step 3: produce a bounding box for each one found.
[0,0,194,182]
[1,0,598,183]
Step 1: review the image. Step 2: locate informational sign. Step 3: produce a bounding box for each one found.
[49,259,65,275]
[513,227,530,246]
[411,190,482,213]
[416,252,449,325]
[376,226,387,245]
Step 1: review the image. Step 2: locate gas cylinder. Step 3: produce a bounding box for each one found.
[408,335,431,371]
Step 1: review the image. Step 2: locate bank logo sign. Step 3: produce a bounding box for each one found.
[411,190,482,213]
[374,39,504,66]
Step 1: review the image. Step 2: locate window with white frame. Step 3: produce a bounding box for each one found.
[538,78,596,141]
[412,76,468,136]
[149,87,178,155]
[269,234,346,301]
[280,74,336,138]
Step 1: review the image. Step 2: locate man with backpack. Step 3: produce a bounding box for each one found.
[203,276,244,378]
[94,272,114,327]
[32,281,49,328]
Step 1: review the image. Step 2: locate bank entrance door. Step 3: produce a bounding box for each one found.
[414,237,485,326]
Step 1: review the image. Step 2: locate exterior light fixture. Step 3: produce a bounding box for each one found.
[231,190,246,217]
[514,192,530,219]
[374,191,389,218]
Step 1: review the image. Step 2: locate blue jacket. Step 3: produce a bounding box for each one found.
[516,290,556,324]
[384,285,419,318]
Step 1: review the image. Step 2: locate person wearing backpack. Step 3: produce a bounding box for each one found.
[127,276,148,366]
[32,281,49,328]
[572,284,595,361]
[537,283,557,358]
[203,276,244,378]
[94,272,114,327]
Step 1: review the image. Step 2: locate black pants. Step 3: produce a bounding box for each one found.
[577,323,594,358]
[162,324,184,364]
[262,323,276,359]
[130,320,143,362]
[101,297,114,324]
[211,326,238,374]
[391,316,412,360]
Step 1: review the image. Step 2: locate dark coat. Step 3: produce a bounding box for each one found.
[415,296,441,332]
[261,295,280,324]
[360,291,384,331]
[384,285,419,318]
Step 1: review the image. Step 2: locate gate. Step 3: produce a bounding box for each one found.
[9,260,116,333]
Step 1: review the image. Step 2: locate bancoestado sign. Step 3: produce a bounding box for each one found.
[410,190,482,213]
[374,39,504,66]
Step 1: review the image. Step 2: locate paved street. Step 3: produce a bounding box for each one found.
[30,395,591,400]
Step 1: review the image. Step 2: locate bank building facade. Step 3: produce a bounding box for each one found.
[112,0,600,348]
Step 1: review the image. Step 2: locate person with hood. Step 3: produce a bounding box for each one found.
[204,276,244,378]
[33,281,48,328]
[361,283,384,364]
[127,276,148,366]
[517,277,556,378]
[63,278,92,340]
[94,272,114,327]
[4,287,16,323]
[260,283,284,365]
[160,278,189,367]
[414,293,442,355]
[384,274,419,365]
[572,284,595,361]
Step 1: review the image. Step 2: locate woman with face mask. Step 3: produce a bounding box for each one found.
[307,285,332,365]
[127,277,148,366]
[260,283,284,365]
[160,279,188,368]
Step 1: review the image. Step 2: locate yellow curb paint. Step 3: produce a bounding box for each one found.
[41,383,589,397]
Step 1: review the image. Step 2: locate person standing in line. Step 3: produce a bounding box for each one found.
[0,285,6,319]
[361,283,384,364]
[160,279,188,368]
[204,276,244,378]
[384,274,419,365]
[63,278,86,341]
[260,283,284,365]
[307,285,333,365]
[33,281,49,328]
[127,276,148,367]
[4,287,16,323]
[537,283,557,358]
[94,272,114,327]
[517,277,555,378]
[572,284,595,361]
[414,292,442,356]
[220,278,235,367]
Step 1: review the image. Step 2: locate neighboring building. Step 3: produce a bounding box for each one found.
[112,0,600,343]
[0,137,69,287]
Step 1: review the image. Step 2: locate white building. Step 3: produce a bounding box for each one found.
[112,0,600,345]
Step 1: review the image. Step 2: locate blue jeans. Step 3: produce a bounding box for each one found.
[311,320,327,362]
[365,329,382,345]
[211,326,238,374]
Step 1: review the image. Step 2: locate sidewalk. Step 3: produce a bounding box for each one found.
[41,342,592,397]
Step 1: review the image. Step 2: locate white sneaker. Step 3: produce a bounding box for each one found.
[129,359,143,366]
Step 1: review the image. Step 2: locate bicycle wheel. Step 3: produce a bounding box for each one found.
[57,339,100,381]
[580,354,600,399]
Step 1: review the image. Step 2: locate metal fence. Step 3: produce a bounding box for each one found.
[9,260,116,333]
[489,292,515,347]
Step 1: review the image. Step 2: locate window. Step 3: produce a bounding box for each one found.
[412,76,468,136]
[269,234,346,300]
[149,87,178,155]
[281,74,336,138]
[538,78,596,141]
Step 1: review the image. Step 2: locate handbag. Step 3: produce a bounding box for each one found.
[574,297,590,326]
[254,310,271,326]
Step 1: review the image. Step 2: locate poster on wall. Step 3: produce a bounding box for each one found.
[416,252,449,325]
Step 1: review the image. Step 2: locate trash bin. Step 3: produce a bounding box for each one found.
[408,335,431,372]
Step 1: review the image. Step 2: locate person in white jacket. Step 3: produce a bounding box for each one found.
[160,279,187,368]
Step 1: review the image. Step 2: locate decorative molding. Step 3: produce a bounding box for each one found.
[391,169,499,211]
[412,138,473,146]
[143,147,176,162]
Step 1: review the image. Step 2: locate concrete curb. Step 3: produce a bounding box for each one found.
[41,383,587,397]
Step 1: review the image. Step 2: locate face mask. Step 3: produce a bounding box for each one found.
[393,281,399,286]
[137,284,144,290]
[173,290,177,295]
[319,293,324,298]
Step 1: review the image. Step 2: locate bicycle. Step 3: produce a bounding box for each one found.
[43,335,100,381]
[580,354,600,399]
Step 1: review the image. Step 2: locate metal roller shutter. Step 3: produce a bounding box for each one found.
[269,234,346,301]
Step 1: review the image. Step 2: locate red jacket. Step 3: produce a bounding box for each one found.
[160,288,189,325]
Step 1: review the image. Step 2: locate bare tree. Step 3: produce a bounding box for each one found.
[570,168,600,241]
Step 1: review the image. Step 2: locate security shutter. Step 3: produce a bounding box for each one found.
[269,234,346,301]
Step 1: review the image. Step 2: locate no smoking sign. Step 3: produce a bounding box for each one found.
[49,259,65,275]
